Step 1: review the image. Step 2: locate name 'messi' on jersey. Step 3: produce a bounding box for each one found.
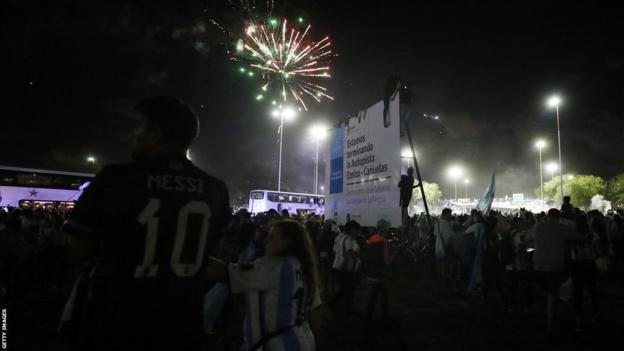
[147,174,205,193]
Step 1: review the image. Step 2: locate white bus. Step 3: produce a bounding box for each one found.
[0,165,94,209]
[248,190,325,216]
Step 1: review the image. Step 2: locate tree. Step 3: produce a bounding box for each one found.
[411,182,443,205]
[606,173,624,208]
[538,174,607,208]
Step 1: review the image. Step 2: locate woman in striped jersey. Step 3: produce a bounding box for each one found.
[207,219,321,351]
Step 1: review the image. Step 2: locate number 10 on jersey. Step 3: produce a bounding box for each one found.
[135,198,212,278]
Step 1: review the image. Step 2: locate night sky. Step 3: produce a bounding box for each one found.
[5,0,624,204]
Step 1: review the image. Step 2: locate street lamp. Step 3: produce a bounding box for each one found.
[400,148,416,170]
[272,106,298,192]
[400,148,414,158]
[309,124,327,195]
[534,139,547,202]
[464,179,470,199]
[546,162,558,181]
[546,95,564,202]
[86,156,95,164]
[447,165,464,201]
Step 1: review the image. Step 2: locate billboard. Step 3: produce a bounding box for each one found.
[325,96,401,227]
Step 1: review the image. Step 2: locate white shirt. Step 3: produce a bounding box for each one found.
[229,256,320,351]
[332,234,360,271]
[435,218,455,258]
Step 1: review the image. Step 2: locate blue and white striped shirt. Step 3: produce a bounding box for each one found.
[229,256,320,351]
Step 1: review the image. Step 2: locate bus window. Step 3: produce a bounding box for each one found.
[250,191,265,200]
[17,173,53,187]
[0,169,91,190]
[267,193,279,202]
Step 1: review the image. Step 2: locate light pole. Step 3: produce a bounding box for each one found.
[271,106,297,192]
[546,162,558,181]
[86,156,96,171]
[309,125,327,195]
[400,148,415,170]
[447,165,464,201]
[464,179,470,199]
[547,95,564,202]
[535,139,546,203]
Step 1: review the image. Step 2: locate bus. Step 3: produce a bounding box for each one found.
[0,165,94,209]
[248,190,325,216]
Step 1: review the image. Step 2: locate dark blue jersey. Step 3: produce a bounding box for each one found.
[62,153,230,349]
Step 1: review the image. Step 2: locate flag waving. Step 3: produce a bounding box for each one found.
[476,172,495,215]
[467,171,496,292]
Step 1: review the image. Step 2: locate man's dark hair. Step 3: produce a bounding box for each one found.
[344,220,361,233]
[134,96,199,149]
[485,215,498,232]
[563,196,571,203]
[547,208,560,218]
[441,208,452,217]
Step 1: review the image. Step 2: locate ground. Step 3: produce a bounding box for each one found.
[4,266,623,350]
[318,267,624,351]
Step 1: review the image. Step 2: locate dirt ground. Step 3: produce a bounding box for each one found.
[3,266,623,351]
[317,267,624,351]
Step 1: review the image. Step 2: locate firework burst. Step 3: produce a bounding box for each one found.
[236,18,334,110]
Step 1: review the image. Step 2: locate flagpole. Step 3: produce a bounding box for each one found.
[405,119,433,236]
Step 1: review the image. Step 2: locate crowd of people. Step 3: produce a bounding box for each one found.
[1,96,623,350]
[2,198,622,348]
[0,205,72,299]
[199,207,396,349]
[429,196,624,335]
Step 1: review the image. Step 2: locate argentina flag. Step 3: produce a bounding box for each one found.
[476,172,495,215]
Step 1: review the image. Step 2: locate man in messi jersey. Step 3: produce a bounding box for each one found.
[59,96,230,350]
